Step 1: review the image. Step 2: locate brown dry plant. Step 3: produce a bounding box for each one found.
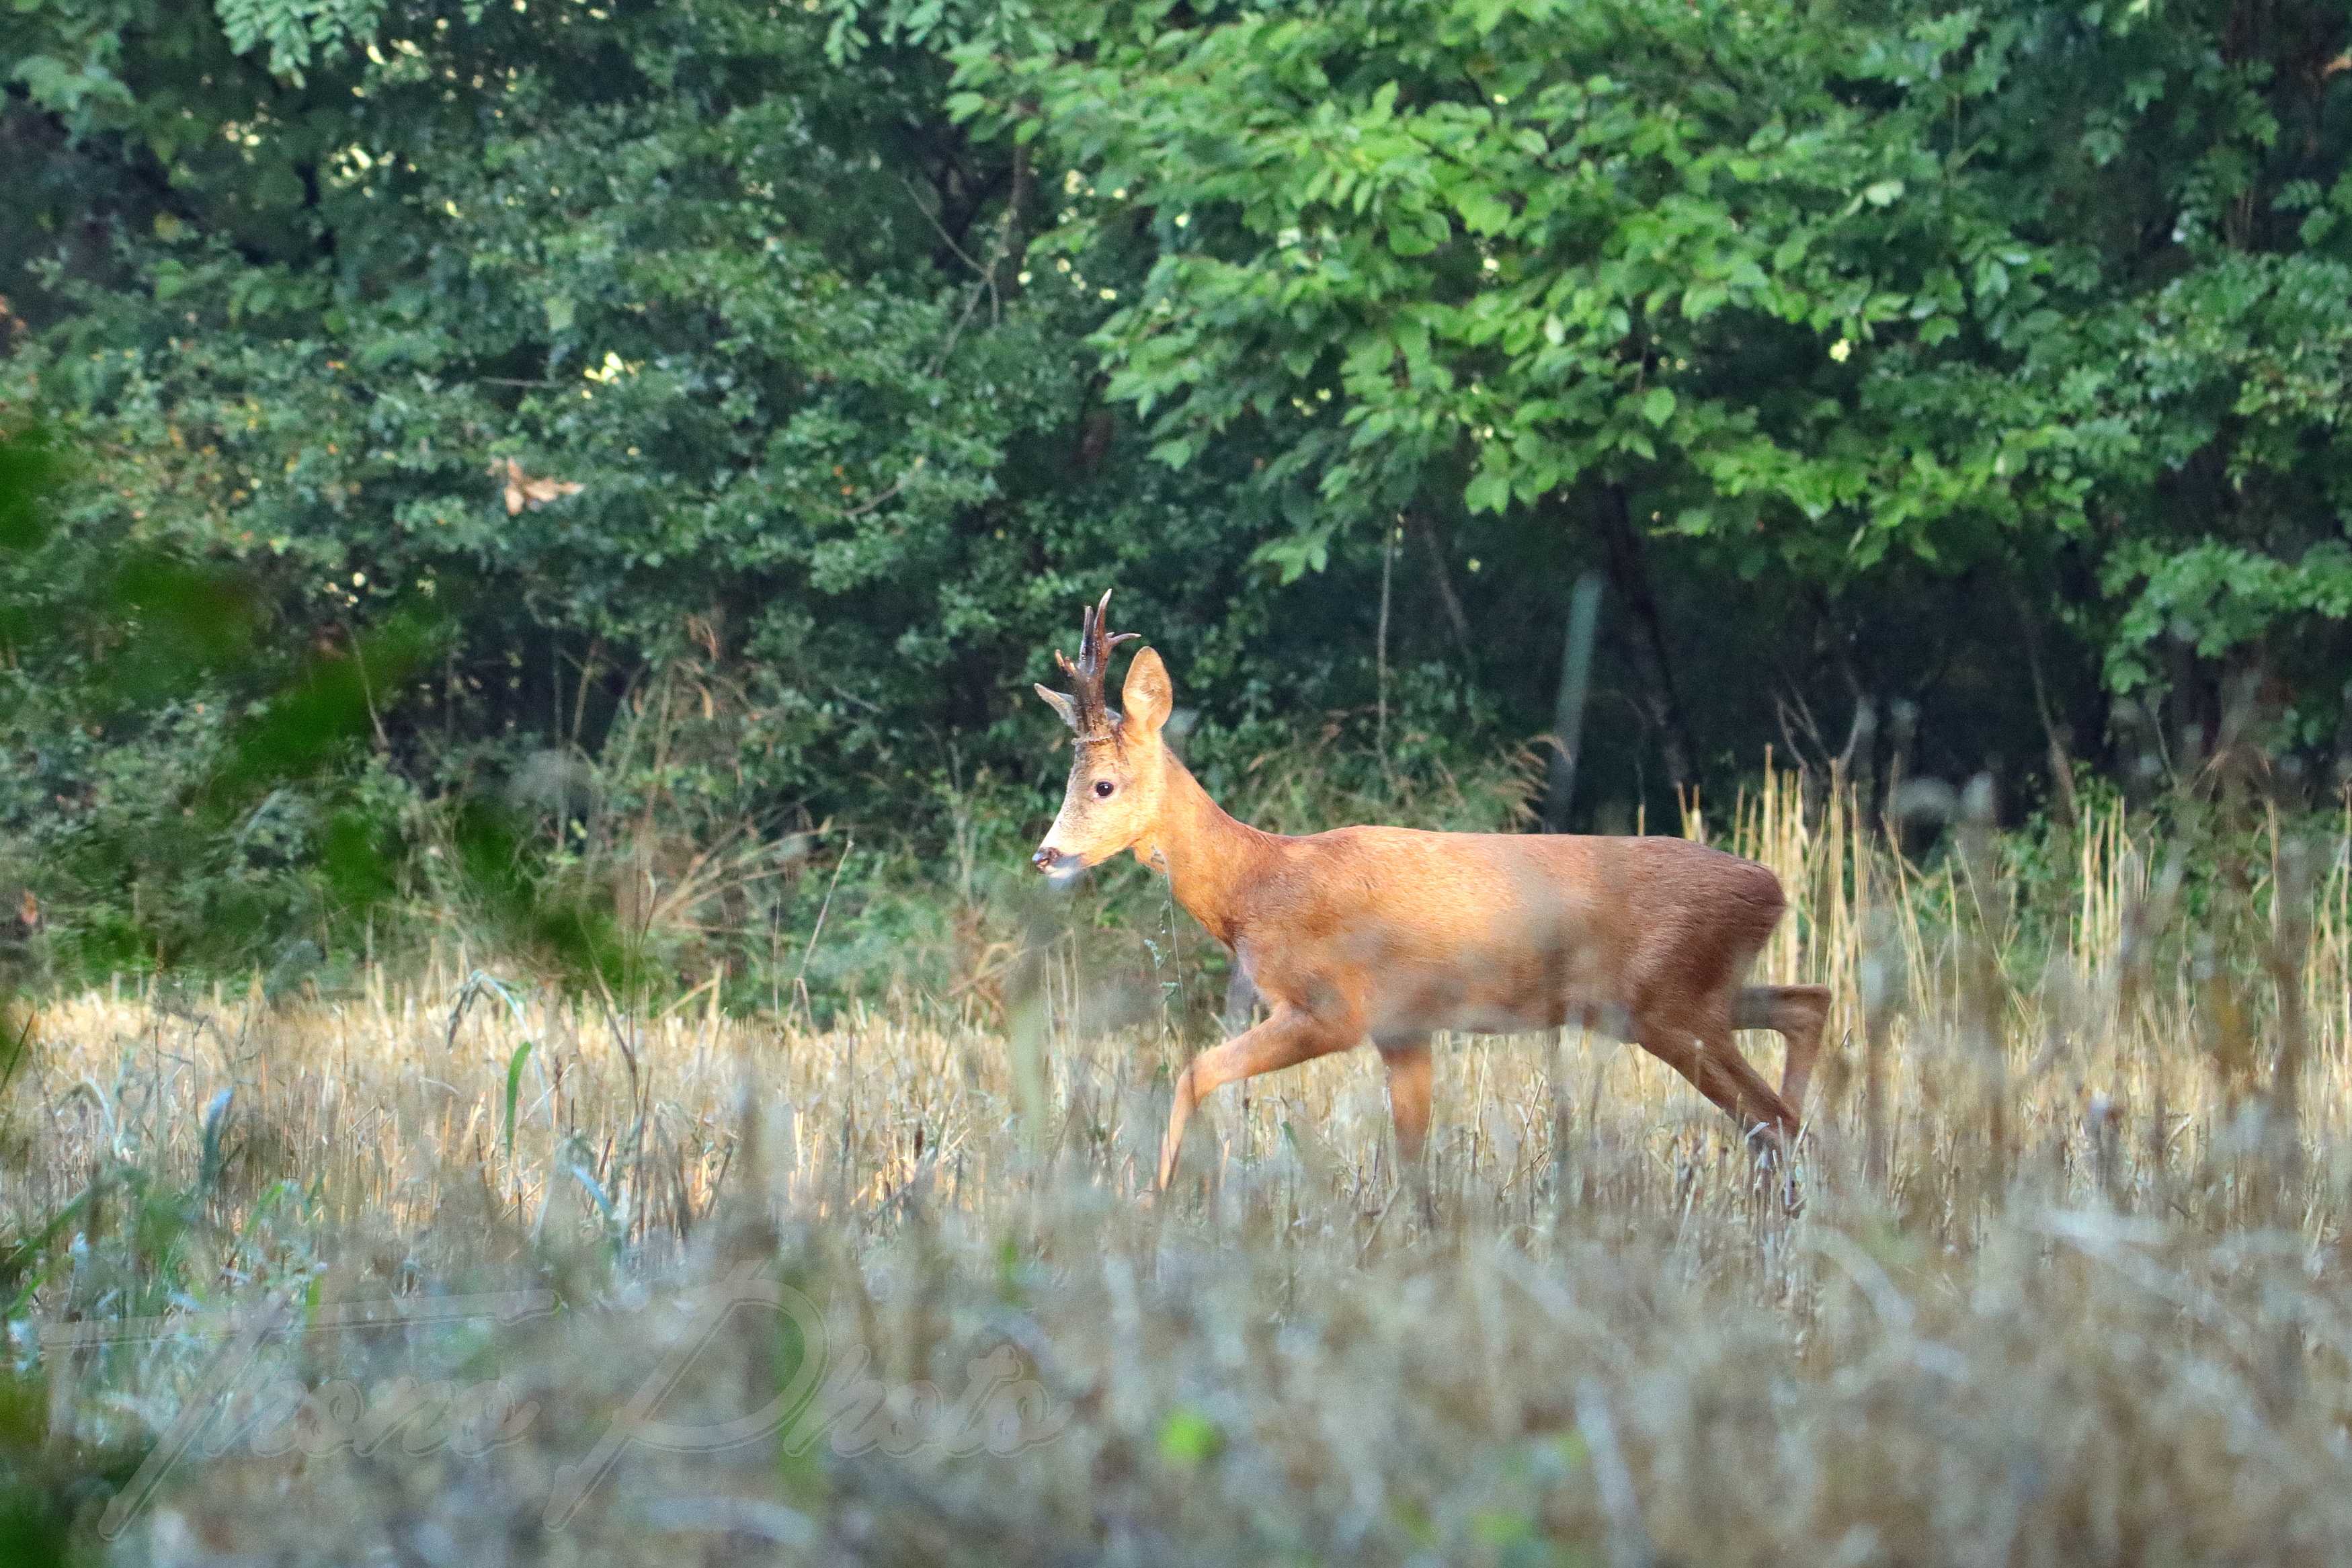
[9,774,2352,1565]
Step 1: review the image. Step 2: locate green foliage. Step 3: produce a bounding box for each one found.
[967,0,1954,557]
[214,0,391,79]
[2108,540,2352,712]
[0,0,1283,975]
[966,0,2352,742]
[2,0,2350,979]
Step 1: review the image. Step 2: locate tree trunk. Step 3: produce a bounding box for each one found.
[1590,485,1697,794]
[1408,511,1478,674]
[1544,572,1605,831]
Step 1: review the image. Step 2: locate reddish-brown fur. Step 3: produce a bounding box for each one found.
[1031,592,1829,1192]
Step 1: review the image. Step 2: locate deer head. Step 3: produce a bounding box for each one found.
[1031,589,1174,884]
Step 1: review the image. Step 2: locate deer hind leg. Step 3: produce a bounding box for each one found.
[1158,1005,1356,1191]
[1633,1000,1801,1146]
[1736,984,1831,1114]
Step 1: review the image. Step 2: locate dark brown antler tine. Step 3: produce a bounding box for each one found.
[1084,589,1137,670]
[1050,588,1138,738]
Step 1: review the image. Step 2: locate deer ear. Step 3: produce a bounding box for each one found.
[1120,647,1173,736]
[1034,684,1080,731]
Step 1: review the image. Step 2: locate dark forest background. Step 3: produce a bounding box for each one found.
[2,0,2348,993]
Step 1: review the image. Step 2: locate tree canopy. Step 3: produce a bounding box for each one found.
[3,0,2349,971]
[964,0,2352,780]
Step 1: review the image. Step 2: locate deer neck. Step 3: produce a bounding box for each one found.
[1134,752,1277,947]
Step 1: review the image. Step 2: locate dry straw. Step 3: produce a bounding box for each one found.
[10,772,2352,1563]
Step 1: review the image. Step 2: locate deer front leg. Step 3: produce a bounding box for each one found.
[1158,1005,1355,1192]
[1379,1037,1436,1225]
[1377,1038,1433,1167]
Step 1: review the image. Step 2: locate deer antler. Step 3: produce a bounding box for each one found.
[1041,589,1139,740]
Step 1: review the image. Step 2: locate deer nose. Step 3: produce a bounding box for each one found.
[1032,846,1063,874]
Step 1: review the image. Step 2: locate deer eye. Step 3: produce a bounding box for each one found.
[1093,780,1114,798]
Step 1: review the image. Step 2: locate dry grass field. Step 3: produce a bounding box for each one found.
[9,775,2352,1565]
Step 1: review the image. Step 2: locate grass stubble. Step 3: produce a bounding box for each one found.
[8,776,2352,1565]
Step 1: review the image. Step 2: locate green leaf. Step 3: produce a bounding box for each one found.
[1681,283,1726,319]
[1457,190,1513,235]
[1250,524,1333,583]
[1464,465,1512,515]
[1158,1405,1223,1469]
[503,1040,534,1157]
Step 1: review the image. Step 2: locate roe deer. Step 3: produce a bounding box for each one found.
[1030,591,1829,1192]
